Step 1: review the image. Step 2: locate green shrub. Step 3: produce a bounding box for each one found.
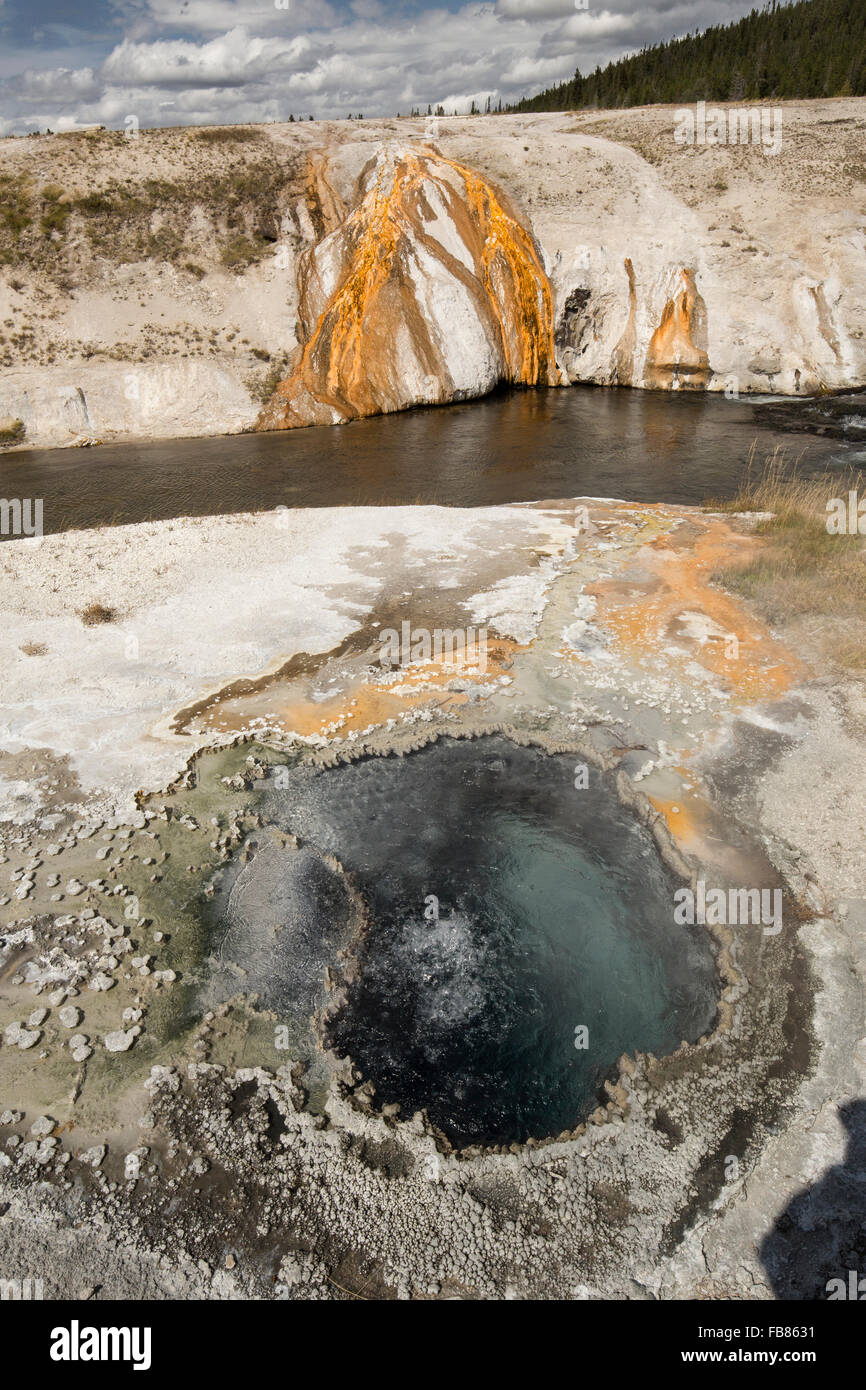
[247,361,287,403]
[220,235,265,270]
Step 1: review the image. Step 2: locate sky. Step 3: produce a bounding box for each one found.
[0,0,771,134]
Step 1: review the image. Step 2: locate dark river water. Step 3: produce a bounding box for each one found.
[3,385,863,538]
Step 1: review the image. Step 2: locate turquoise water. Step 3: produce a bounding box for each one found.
[260,737,719,1147]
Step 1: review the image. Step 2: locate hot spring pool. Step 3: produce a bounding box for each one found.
[222,736,719,1147]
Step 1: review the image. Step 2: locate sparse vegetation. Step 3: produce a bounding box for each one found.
[80,602,118,626]
[39,187,71,238]
[0,418,25,443]
[0,174,33,263]
[0,136,301,283]
[220,234,268,270]
[708,447,866,672]
[246,358,290,404]
[194,127,264,144]
[146,226,186,262]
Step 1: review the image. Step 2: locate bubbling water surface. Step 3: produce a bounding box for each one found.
[257,737,719,1146]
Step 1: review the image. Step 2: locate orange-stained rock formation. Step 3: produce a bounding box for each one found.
[178,635,525,742]
[257,144,560,430]
[643,268,710,389]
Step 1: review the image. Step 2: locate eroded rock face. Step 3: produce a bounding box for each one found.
[571,260,711,391]
[257,144,560,430]
[3,108,866,448]
[644,267,711,390]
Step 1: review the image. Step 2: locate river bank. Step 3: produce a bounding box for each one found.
[1,100,865,450]
[1,386,864,543]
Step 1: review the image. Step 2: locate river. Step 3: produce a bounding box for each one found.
[2,385,863,538]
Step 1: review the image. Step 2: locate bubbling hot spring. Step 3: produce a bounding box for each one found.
[210,737,719,1148]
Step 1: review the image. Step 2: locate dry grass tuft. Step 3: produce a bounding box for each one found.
[0,418,25,444]
[80,602,117,626]
[707,446,866,672]
[194,127,264,144]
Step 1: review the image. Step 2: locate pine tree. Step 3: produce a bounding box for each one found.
[509,0,866,112]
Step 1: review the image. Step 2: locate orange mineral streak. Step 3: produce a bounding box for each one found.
[590,516,803,704]
[257,146,559,430]
[644,268,710,390]
[647,794,703,849]
[189,637,524,741]
[437,152,559,386]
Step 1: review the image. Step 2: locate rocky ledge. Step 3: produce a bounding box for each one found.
[1,101,864,448]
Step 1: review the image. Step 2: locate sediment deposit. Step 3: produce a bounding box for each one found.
[1,499,863,1298]
[2,100,865,447]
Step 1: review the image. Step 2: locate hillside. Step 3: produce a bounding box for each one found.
[1,102,865,447]
[511,0,866,112]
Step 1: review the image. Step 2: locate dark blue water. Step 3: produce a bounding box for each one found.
[261,737,719,1147]
[2,386,863,538]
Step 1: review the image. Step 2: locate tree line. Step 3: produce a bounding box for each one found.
[508,0,865,112]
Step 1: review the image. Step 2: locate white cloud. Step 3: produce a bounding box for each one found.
[113,0,341,39]
[0,0,765,133]
[101,29,316,88]
[496,0,578,17]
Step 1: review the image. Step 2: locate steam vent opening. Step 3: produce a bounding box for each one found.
[259,736,719,1148]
